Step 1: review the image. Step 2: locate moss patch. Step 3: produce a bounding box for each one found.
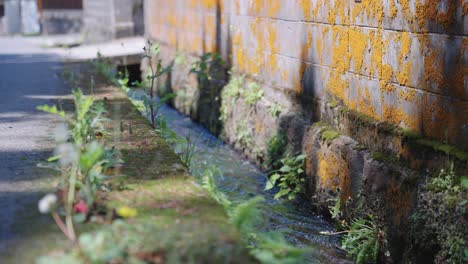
[315,121,341,144]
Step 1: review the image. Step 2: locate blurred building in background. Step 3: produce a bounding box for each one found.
[0,0,143,42]
[83,0,143,43]
[38,0,83,35]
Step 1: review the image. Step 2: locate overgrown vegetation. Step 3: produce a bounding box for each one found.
[410,163,467,263]
[323,193,383,264]
[265,154,306,200]
[37,89,114,242]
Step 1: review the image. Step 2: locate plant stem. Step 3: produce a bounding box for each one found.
[66,165,77,241]
[52,212,73,241]
[148,57,156,129]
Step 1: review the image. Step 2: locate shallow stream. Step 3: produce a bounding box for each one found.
[128,90,351,263]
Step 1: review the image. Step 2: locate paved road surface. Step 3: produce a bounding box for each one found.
[0,36,69,261]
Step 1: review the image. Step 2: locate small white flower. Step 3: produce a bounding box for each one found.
[55,143,78,166]
[38,193,58,214]
[53,124,69,143]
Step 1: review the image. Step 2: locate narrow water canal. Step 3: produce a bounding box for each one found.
[128,89,351,263]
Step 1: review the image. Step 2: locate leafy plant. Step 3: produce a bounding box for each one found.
[190,52,225,81]
[265,154,306,200]
[269,102,284,118]
[266,132,287,169]
[244,82,263,106]
[340,217,381,264]
[229,196,265,234]
[410,163,467,263]
[220,75,244,123]
[235,120,253,149]
[142,41,172,128]
[175,134,198,168]
[200,166,231,208]
[37,89,110,241]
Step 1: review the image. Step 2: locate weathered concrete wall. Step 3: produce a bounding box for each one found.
[145,1,468,262]
[83,0,143,43]
[145,0,468,150]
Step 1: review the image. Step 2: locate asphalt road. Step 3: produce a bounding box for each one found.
[0,36,68,259]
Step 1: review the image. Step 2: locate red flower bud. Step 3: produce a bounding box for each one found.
[74,200,88,214]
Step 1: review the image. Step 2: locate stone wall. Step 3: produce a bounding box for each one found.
[145,1,468,262]
[145,0,468,149]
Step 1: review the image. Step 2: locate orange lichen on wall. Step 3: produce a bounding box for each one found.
[236,47,246,72]
[266,25,279,74]
[349,28,368,73]
[423,51,445,89]
[351,0,383,24]
[187,0,199,8]
[415,0,457,32]
[267,0,281,17]
[389,0,398,18]
[331,27,350,73]
[249,0,262,14]
[317,150,351,201]
[167,13,178,27]
[359,85,378,119]
[327,26,350,103]
[300,0,311,20]
[383,105,409,128]
[201,0,215,9]
[395,32,413,86]
[328,1,347,25]
[371,30,386,78]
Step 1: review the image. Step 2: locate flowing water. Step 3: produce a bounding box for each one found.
[128,90,351,263]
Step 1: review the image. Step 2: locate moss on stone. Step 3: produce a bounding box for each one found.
[371,151,400,164]
[314,121,341,144]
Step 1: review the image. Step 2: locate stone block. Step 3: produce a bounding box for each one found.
[277,20,306,60]
[382,30,424,89]
[348,26,381,79]
[304,23,334,67]
[350,74,382,120]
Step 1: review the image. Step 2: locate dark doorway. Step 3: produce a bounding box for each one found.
[117,63,142,87]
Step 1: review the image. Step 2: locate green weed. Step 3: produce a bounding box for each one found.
[340,217,381,264]
[142,41,172,128]
[266,132,287,170]
[265,154,306,200]
[244,82,263,106]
